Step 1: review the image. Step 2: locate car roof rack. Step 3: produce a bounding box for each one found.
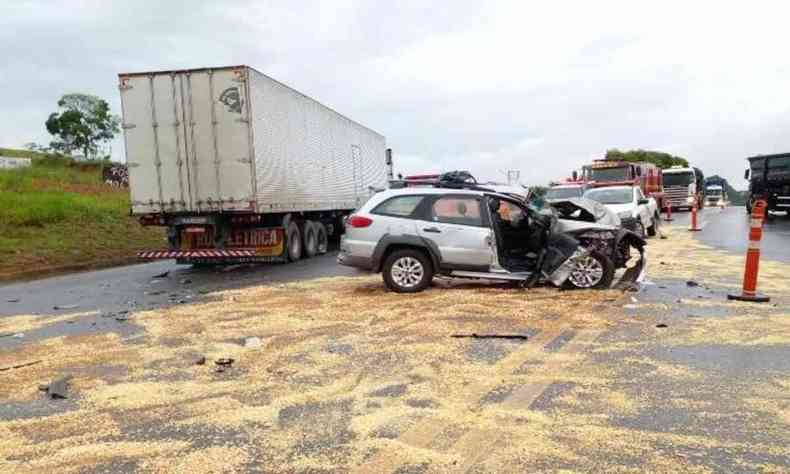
[389,170,496,192]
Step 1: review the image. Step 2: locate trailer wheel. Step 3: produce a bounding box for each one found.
[304,222,318,258]
[315,223,328,255]
[286,221,302,262]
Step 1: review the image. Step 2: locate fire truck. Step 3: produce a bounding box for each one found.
[581,160,664,204]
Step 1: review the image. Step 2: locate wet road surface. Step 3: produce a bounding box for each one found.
[0,251,356,319]
[664,205,790,263]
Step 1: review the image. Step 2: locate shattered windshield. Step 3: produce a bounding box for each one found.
[546,187,583,200]
[584,188,633,205]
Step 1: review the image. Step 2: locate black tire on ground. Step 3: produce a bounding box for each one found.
[647,213,659,237]
[286,221,302,262]
[382,248,434,293]
[563,250,615,290]
[315,222,328,255]
[303,222,318,258]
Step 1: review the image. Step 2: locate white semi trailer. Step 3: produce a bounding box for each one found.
[119,65,391,264]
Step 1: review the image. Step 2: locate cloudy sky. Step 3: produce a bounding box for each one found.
[2,0,789,188]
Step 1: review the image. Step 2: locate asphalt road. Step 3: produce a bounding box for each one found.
[664,205,790,263]
[0,251,356,318]
[3,205,788,319]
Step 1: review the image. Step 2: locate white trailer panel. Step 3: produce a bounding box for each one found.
[120,66,386,215]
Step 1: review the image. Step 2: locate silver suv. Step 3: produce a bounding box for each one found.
[338,187,646,293]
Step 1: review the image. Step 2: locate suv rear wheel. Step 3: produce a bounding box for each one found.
[382,249,433,293]
[565,251,615,290]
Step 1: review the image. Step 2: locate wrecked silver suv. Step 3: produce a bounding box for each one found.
[338,184,646,293]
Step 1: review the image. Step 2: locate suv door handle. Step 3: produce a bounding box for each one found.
[423,227,441,233]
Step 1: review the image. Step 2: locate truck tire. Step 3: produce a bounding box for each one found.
[564,250,615,290]
[382,249,433,293]
[315,223,328,255]
[286,221,302,262]
[304,222,318,258]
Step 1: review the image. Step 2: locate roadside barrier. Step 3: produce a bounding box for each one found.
[688,197,701,231]
[728,199,770,303]
[663,199,673,221]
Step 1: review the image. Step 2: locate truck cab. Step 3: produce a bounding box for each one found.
[661,166,705,210]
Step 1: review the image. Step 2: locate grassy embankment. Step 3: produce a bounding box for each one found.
[0,148,164,280]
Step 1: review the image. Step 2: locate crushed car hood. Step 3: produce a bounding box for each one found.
[548,198,622,230]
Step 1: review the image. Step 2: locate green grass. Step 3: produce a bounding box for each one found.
[0,148,164,279]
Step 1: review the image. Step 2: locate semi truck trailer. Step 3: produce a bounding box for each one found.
[119,65,390,264]
[745,153,790,214]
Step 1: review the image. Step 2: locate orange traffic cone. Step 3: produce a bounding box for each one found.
[688,197,702,231]
[728,199,770,303]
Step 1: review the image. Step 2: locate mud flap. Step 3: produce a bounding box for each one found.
[545,247,590,287]
[614,247,647,290]
[539,233,586,287]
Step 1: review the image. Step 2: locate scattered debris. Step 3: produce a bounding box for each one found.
[6,298,20,303]
[13,333,24,338]
[656,323,668,328]
[215,358,234,367]
[623,304,638,309]
[180,278,192,285]
[46,375,73,399]
[451,333,529,340]
[146,290,164,296]
[196,356,207,365]
[153,271,170,279]
[177,299,187,304]
[244,337,263,348]
[0,333,15,338]
[115,314,129,322]
[630,296,639,303]
[53,304,79,310]
[0,360,42,372]
[686,280,700,287]
[37,384,49,392]
[198,289,211,295]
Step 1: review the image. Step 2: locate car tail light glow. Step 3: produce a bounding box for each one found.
[348,215,373,228]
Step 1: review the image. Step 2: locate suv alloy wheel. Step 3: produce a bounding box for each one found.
[382,249,434,293]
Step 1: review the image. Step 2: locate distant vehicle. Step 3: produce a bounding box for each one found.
[662,166,705,210]
[120,65,391,265]
[704,176,728,207]
[339,181,646,292]
[583,185,660,238]
[580,159,664,208]
[744,153,790,214]
[546,184,587,201]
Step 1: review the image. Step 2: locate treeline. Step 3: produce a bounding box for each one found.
[605,149,689,169]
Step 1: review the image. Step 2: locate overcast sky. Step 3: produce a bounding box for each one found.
[2,1,789,189]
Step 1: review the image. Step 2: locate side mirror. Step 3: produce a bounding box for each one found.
[638,198,649,205]
[744,169,750,180]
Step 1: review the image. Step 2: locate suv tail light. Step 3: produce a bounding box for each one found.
[348,215,373,228]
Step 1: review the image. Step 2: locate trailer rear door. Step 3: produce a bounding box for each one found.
[120,67,255,214]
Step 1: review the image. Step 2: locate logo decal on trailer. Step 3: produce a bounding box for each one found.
[219,87,243,113]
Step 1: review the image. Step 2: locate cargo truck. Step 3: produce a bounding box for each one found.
[704,176,728,207]
[744,153,790,214]
[119,65,391,264]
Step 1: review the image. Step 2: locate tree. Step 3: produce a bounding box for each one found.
[605,149,689,169]
[45,93,120,160]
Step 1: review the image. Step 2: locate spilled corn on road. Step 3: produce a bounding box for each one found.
[1,227,789,473]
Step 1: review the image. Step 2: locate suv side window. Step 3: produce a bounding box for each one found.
[431,196,483,227]
[372,195,425,218]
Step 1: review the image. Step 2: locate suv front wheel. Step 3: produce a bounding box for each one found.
[382,249,433,293]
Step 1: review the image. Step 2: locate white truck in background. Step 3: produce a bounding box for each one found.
[119,65,391,264]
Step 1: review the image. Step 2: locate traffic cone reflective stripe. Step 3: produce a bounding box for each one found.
[728,199,770,303]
